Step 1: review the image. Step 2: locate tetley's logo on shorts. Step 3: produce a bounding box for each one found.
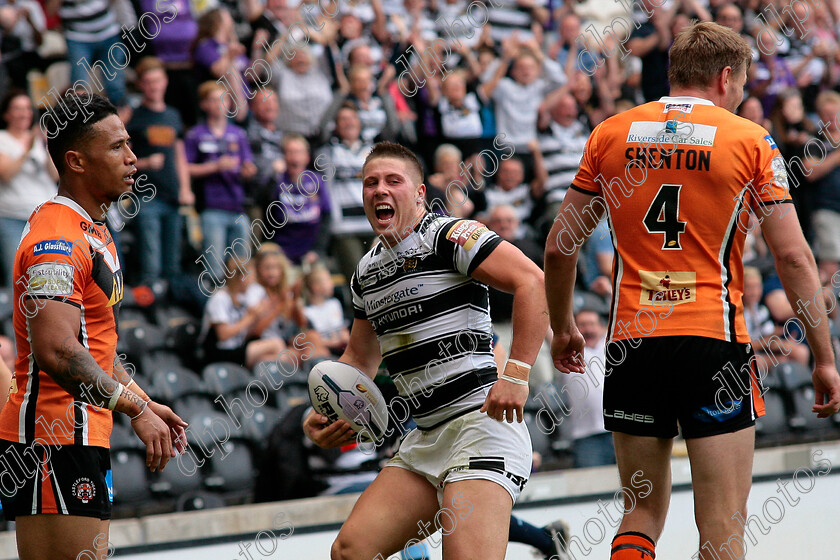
[33,239,73,256]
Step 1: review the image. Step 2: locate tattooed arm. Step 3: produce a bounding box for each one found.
[26,299,175,471]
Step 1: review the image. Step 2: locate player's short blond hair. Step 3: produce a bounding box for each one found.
[668,22,752,89]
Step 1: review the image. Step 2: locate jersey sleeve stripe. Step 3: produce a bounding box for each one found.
[466,236,503,276]
[753,199,793,208]
[569,183,599,196]
[23,294,82,308]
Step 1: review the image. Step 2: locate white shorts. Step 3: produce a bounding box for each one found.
[386,409,532,505]
[812,209,840,262]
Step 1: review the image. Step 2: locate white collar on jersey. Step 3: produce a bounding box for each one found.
[657,96,716,106]
[52,195,96,223]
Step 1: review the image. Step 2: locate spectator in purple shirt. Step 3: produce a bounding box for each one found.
[192,7,251,122]
[140,0,200,126]
[265,134,331,265]
[185,81,257,281]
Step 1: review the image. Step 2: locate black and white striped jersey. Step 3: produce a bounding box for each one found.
[351,213,503,429]
[539,119,590,204]
[59,0,120,42]
[316,138,374,236]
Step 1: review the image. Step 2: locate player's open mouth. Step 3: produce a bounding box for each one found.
[375,204,394,223]
[124,169,136,186]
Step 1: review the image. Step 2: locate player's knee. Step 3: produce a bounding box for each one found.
[695,514,743,543]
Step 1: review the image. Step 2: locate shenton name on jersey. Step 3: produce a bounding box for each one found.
[625,120,715,171]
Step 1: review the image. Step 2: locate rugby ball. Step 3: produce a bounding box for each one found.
[308,361,388,444]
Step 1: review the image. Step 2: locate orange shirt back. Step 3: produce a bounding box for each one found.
[0,196,124,448]
[568,97,790,344]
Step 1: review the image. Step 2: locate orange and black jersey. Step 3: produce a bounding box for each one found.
[0,196,123,447]
[569,96,790,344]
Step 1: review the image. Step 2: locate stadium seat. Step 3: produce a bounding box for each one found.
[240,406,284,445]
[175,490,226,512]
[773,362,812,392]
[150,366,208,405]
[111,449,151,504]
[771,362,826,433]
[155,305,199,328]
[110,422,144,451]
[755,389,789,437]
[140,350,183,376]
[755,366,788,438]
[172,394,218,420]
[275,381,310,410]
[164,321,200,356]
[119,308,151,329]
[202,362,253,395]
[788,385,823,432]
[187,410,246,453]
[118,324,166,364]
[148,458,204,497]
[254,359,308,387]
[156,305,201,358]
[205,439,255,494]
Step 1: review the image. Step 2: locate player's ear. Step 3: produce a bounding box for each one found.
[64,149,84,174]
[416,182,426,203]
[719,66,733,93]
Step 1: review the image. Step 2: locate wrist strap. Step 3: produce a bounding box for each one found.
[130,400,148,421]
[504,359,532,383]
[506,359,532,370]
[124,378,134,390]
[499,374,529,386]
[107,383,124,411]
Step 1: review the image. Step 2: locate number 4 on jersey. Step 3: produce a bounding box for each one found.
[644,184,686,250]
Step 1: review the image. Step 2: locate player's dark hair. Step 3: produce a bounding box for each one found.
[47,93,117,174]
[668,22,752,90]
[363,141,424,185]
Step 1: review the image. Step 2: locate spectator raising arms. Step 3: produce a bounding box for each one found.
[192,7,251,121]
[271,46,334,140]
[0,90,57,287]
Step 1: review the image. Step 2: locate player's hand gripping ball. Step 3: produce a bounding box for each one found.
[308,361,388,444]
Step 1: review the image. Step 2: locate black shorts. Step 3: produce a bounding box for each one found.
[603,336,765,439]
[0,441,112,521]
